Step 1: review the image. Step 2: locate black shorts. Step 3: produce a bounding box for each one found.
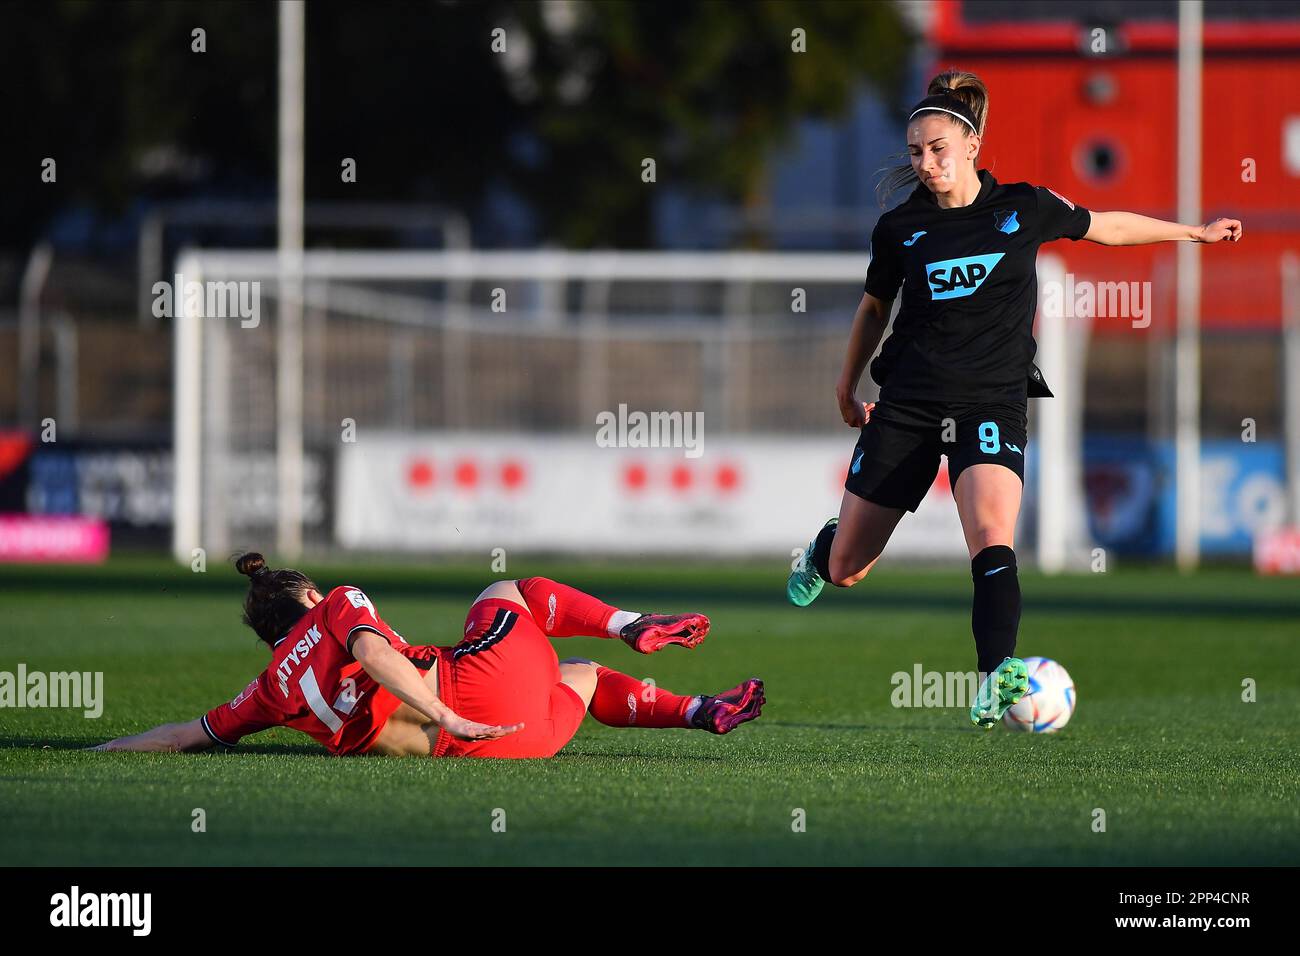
[843,400,1027,512]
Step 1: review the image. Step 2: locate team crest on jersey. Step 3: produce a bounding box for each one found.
[925,253,1005,300]
[992,209,1019,234]
[231,678,259,709]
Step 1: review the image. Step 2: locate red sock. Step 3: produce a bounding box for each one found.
[518,577,618,638]
[589,666,695,728]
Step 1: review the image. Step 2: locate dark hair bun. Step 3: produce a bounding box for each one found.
[235,552,267,577]
[924,70,988,137]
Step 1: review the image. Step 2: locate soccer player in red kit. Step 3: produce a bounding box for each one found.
[93,553,764,758]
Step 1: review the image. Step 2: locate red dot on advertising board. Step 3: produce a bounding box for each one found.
[670,464,693,491]
[500,460,526,490]
[715,463,740,492]
[454,459,479,489]
[407,458,435,490]
[623,463,648,491]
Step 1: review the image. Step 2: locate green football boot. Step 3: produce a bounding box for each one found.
[970,656,1029,729]
[787,518,835,607]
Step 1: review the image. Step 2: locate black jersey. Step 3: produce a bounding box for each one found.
[863,169,1091,408]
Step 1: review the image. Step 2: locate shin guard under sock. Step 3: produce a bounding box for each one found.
[517,577,617,638]
[970,545,1021,676]
[588,666,695,728]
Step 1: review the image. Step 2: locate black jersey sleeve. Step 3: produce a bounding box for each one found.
[1034,185,1092,243]
[863,216,905,301]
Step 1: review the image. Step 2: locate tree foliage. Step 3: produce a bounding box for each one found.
[5,0,913,249]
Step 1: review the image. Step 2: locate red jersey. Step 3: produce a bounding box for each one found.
[202,586,434,755]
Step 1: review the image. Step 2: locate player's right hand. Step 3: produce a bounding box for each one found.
[1197,217,1242,243]
[836,385,874,428]
[440,712,524,741]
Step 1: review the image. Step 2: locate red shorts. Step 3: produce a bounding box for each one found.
[431,598,587,758]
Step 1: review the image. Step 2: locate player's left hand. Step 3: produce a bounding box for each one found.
[1197,218,1242,243]
[440,712,525,741]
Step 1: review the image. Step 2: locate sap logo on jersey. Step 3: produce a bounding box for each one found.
[926,253,1004,300]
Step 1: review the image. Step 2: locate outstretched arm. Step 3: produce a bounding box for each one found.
[1084,212,1242,247]
[90,719,213,753]
[351,632,523,741]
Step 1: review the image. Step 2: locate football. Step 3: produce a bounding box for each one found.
[1002,657,1076,733]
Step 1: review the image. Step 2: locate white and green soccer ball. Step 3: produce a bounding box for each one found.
[1002,656,1075,733]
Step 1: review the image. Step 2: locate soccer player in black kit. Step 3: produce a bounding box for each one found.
[786,70,1242,728]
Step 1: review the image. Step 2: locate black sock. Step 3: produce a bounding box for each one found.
[811,522,836,581]
[971,545,1021,676]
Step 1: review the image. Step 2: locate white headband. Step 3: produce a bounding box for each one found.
[909,106,978,135]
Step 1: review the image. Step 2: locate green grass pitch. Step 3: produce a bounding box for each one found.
[1,558,1297,866]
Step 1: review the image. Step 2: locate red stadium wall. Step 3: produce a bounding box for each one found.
[927,0,1300,332]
